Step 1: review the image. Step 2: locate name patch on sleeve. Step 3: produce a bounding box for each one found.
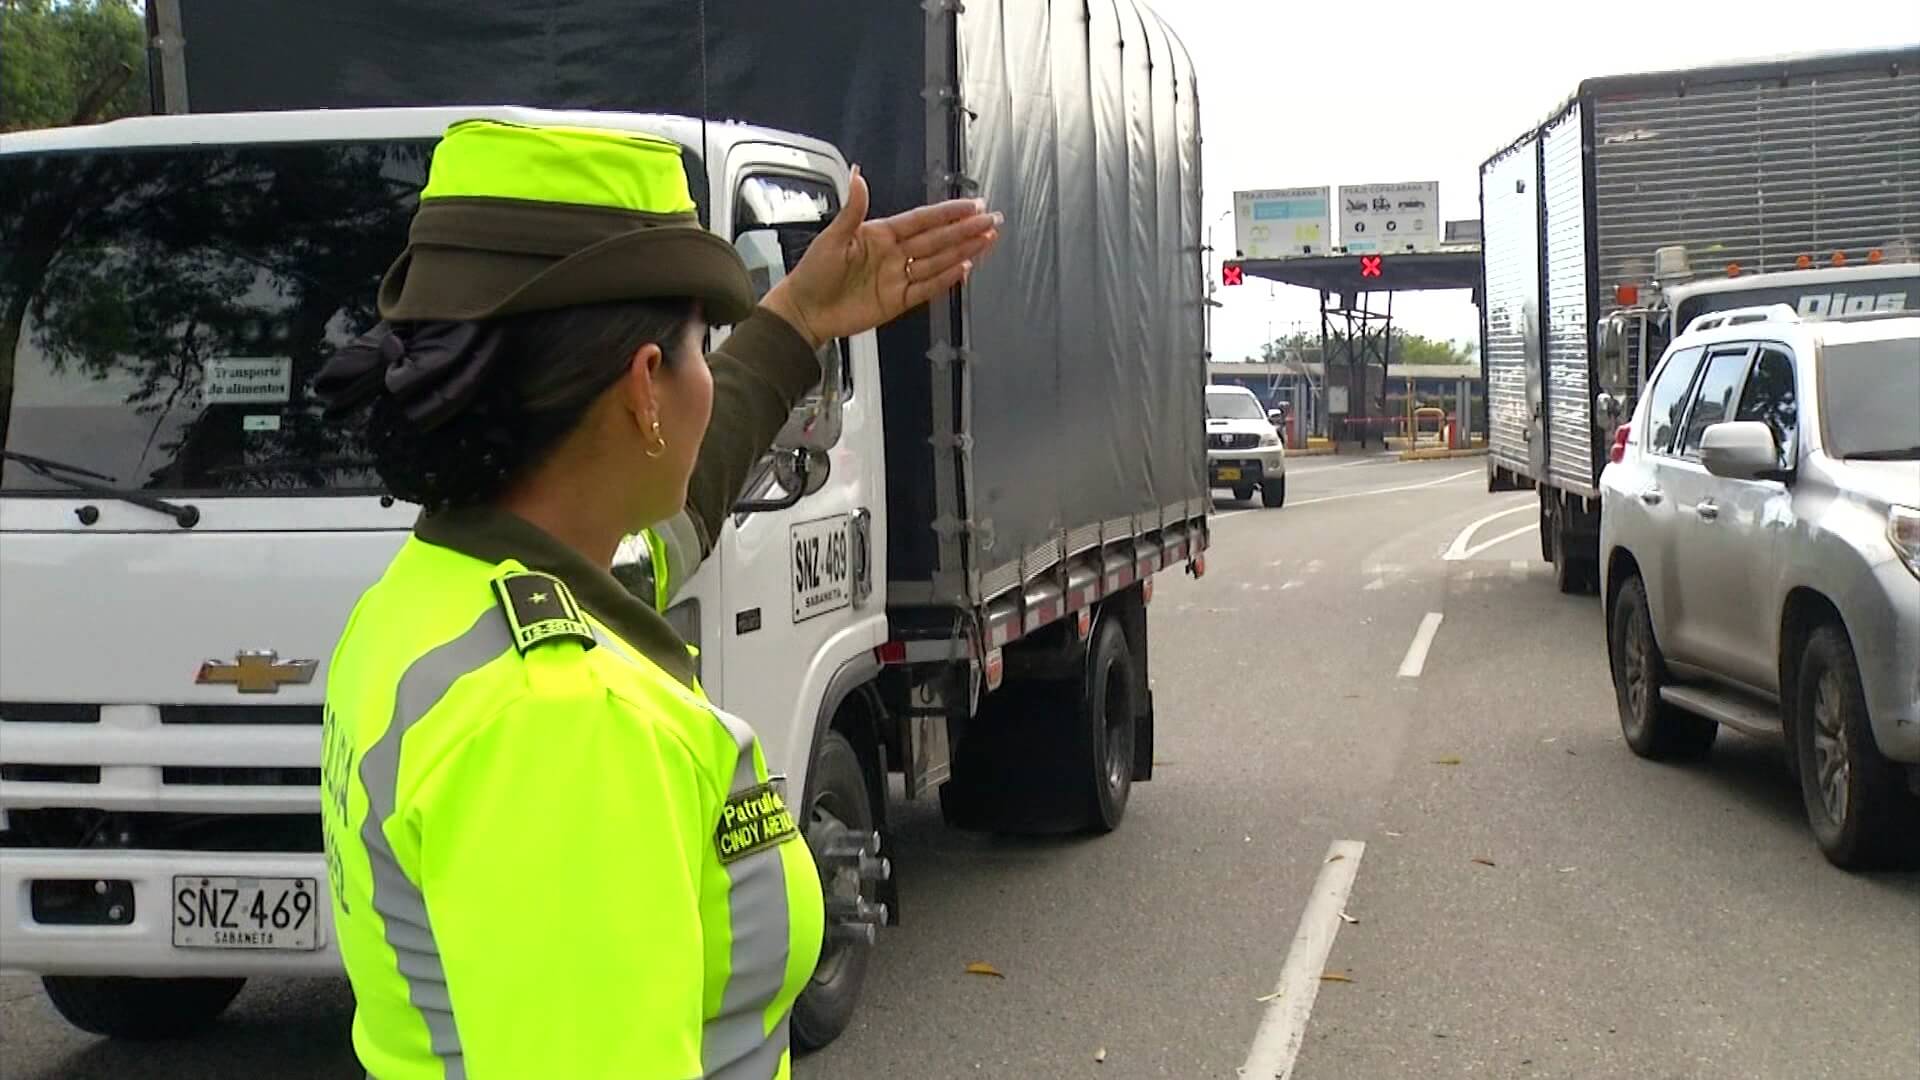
[715,782,800,864]
[492,571,595,655]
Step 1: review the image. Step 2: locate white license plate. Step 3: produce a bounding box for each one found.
[791,514,852,623]
[172,876,321,951]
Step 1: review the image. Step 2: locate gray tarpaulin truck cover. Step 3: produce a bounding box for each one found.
[167,0,1206,605]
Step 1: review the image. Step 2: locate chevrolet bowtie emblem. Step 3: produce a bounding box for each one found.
[196,651,318,694]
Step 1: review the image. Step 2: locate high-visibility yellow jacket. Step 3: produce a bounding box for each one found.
[322,511,822,1079]
[321,310,827,1079]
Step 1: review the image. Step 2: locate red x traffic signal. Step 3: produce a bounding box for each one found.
[1359,255,1383,279]
[1222,263,1244,287]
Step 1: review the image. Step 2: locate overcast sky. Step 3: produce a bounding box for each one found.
[1152,0,1920,362]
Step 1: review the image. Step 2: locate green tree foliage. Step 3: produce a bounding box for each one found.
[1,0,149,133]
[1259,328,1474,366]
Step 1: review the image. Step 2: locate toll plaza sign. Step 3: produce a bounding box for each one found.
[1234,187,1332,259]
[1338,181,1440,254]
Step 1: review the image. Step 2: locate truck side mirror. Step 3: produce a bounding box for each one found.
[1595,314,1630,397]
[734,226,845,456]
[735,447,832,515]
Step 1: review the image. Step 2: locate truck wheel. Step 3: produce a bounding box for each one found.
[1550,515,1596,595]
[1232,484,1256,502]
[1260,476,1287,508]
[940,617,1138,834]
[793,730,878,1051]
[1539,497,1555,562]
[1076,618,1138,831]
[1609,576,1716,760]
[41,975,245,1040]
[1794,626,1919,870]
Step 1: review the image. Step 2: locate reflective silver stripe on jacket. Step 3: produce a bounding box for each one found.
[588,625,795,1078]
[357,609,512,1080]
[702,704,794,1079]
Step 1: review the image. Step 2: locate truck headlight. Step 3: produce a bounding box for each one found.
[1891,506,1920,579]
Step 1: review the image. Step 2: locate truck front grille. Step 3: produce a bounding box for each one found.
[1209,433,1261,450]
[1,764,100,784]
[0,702,100,724]
[160,705,323,726]
[1,705,322,818]
[161,766,322,787]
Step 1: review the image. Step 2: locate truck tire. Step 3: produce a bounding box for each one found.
[1608,575,1716,760]
[1260,476,1287,508]
[41,975,245,1040]
[793,730,878,1052]
[940,617,1138,834]
[1076,618,1138,831]
[1550,512,1596,595]
[1793,626,1919,870]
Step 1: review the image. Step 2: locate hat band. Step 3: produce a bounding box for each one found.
[408,196,705,259]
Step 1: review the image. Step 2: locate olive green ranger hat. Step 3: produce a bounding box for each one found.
[378,119,756,325]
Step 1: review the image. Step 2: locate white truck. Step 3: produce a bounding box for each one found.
[1479,45,1920,592]
[0,0,1207,1046]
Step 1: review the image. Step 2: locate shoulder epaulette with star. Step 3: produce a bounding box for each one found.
[492,571,595,655]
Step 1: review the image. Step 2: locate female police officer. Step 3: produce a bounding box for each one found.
[313,118,997,1079]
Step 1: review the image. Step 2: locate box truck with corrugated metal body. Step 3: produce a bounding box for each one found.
[0,0,1206,1047]
[1479,46,1920,592]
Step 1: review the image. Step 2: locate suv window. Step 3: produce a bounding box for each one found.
[1819,339,1920,460]
[1643,345,1705,455]
[1734,346,1797,470]
[1678,346,1754,459]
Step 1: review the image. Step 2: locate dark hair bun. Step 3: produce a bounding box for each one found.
[353,299,693,514]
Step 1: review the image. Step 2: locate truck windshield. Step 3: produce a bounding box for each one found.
[1206,392,1267,421]
[0,139,434,496]
[1819,339,1920,460]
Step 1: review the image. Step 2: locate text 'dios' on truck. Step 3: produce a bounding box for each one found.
[0,0,1208,1048]
[1477,44,1920,593]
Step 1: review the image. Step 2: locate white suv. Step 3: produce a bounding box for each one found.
[1206,385,1287,508]
[1599,307,1920,870]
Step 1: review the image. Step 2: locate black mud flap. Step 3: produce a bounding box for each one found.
[1132,687,1155,782]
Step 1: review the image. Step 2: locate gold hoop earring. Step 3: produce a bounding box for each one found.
[645,418,668,459]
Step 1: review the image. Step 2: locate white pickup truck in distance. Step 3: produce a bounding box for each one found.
[1207,385,1288,508]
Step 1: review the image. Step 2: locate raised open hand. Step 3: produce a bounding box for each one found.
[761,166,1001,349]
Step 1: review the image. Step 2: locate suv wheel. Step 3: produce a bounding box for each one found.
[1794,625,1919,870]
[1609,575,1716,759]
[1260,476,1286,508]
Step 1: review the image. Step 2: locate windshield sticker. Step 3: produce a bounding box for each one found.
[242,414,283,432]
[205,357,293,404]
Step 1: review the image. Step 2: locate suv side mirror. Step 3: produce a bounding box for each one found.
[1700,421,1782,481]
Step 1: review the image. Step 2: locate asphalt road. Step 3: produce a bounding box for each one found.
[4,454,1915,1079]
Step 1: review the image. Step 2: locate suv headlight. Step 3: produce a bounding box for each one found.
[1890,506,1920,579]
[1260,431,1281,448]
